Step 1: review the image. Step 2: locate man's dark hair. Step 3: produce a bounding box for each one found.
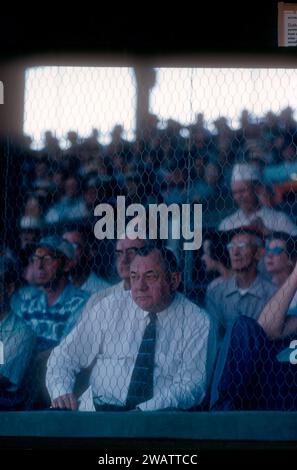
[267,231,297,262]
[136,244,180,274]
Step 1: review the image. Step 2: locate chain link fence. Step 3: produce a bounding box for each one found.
[1,65,297,412]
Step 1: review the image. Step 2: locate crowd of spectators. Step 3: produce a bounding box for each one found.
[1,106,297,411]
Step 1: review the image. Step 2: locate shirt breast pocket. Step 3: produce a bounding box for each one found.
[96,354,134,377]
[94,354,135,396]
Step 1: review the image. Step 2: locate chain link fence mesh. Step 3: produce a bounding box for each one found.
[1,65,297,412]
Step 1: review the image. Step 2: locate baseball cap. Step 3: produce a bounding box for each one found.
[36,235,75,260]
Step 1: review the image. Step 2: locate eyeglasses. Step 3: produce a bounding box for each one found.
[265,246,286,256]
[130,271,161,282]
[31,254,61,265]
[115,247,139,259]
[227,241,251,251]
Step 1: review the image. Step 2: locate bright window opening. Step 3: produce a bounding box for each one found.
[151,68,297,130]
[24,66,136,149]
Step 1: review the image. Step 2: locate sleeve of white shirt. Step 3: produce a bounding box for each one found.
[46,302,103,401]
[138,311,213,411]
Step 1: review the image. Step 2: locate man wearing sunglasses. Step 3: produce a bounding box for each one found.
[264,232,297,288]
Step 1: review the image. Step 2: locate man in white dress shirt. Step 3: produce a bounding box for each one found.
[58,233,148,400]
[46,245,216,411]
[219,163,297,235]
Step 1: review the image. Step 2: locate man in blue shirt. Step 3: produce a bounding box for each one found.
[18,235,89,353]
[205,226,276,338]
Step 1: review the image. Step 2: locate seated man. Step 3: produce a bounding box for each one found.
[0,256,36,409]
[72,234,148,399]
[205,226,276,338]
[18,235,89,353]
[210,260,297,411]
[46,245,217,411]
[16,236,89,408]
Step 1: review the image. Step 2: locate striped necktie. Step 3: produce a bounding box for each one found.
[126,312,157,409]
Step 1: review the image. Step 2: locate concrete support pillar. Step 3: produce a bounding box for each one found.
[0,60,25,137]
[133,66,156,138]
